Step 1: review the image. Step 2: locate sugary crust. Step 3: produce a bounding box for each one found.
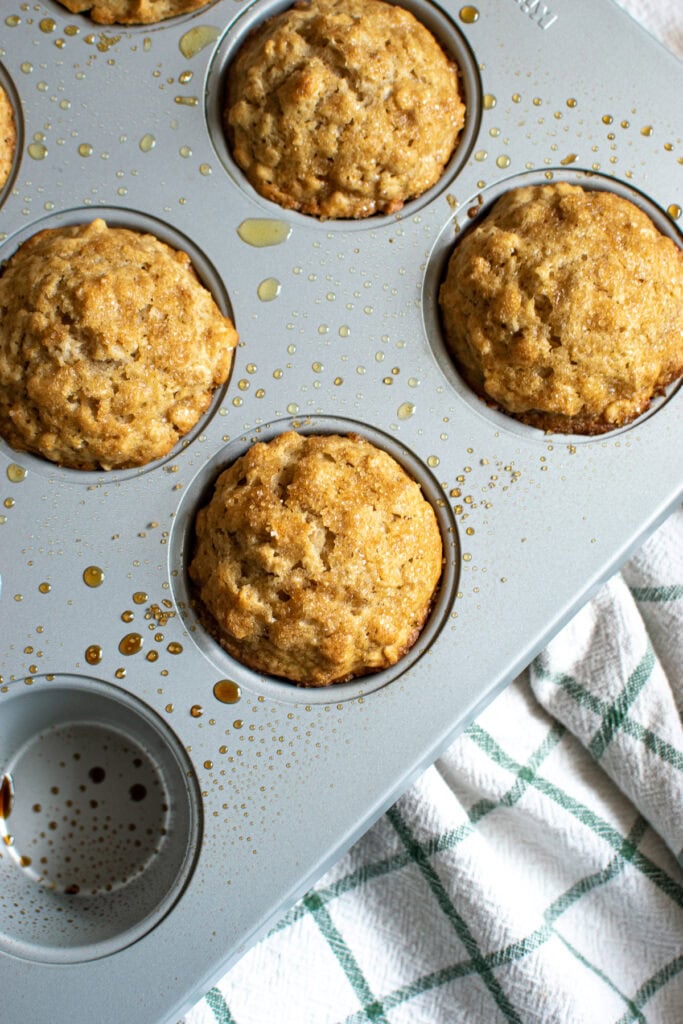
[54,0,210,25]
[189,432,443,686]
[0,86,16,191]
[0,219,238,470]
[439,182,683,434]
[225,0,466,219]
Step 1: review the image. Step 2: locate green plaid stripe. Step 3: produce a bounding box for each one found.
[588,645,655,759]
[466,724,683,907]
[204,987,236,1023]
[533,658,683,774]
[629,585,683,602]
[203,716,683,1023]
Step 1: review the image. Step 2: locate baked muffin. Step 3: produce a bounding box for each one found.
[54,0,210,25]
[225,0,466,219]
[0,85,16,191]
[439,182,683,433]
[0,219,237,470]
[189,431,443,686]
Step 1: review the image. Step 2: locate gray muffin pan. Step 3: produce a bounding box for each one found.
[0,1,681,1021]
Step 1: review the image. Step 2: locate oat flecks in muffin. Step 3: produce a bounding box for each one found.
[439,182,683,434]
[54,0,210,25]
[189,432,443,686]
[0,86,16,191]
[0,219,238,470]
[225,0,466,219]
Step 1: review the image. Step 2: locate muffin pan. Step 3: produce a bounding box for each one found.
[0,1,681,1021]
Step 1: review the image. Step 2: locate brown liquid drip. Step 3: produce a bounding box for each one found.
[0,773,14,819]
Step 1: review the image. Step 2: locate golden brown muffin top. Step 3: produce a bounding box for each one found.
[190,431,443,685]
[439,182,683,433]
[0,86,16,192]
[0,219,237,470]
[55,0,210,25]
[226,0,466,219]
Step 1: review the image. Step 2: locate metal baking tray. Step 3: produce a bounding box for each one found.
[0,0,680,1020]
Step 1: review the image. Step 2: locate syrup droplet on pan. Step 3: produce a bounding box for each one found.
[257,277,281,301]
[459,5,479,23]
[178,25,220,59]
[0,774,14,819]
[237,219,292,247]
[6,464,27,483]
[119,633,143,655]
[213,680,241,704]
[83,565,105,587]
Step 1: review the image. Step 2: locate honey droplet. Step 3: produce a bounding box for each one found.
[0,774,14,819]
[167,642,183,655]
[232,719,244,730]
[459,5,479,23]
[190,704,203,718]
[78,143,93,158]
[119,632,143,655]
[237,219,292,247]
[121,609,135,623]
[39,17,56,32]
[483,93,496,110]
[132,591,148,605]
[114,667,126,679]
[139,133,156,152]
[203,760,213,770]
[7,464,27,485]
[38,581,51,594]
[496,154,511,169]
[27,143,46,162]
[165,703,174,713]
[83,565,105,588]
[178,25,220,58]
[560,153,578,165]
[257,277,281,301]
[85,644,103,665]
[213,680,241,705]
[397,402,415,420]
[667,204,681,221]
[5,15,21,27]
[640,125,653,137]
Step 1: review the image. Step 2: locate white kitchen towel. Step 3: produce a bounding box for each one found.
[181,1,682,1019]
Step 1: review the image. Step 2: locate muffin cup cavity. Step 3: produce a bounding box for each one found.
[0,675,201,964]
[169,415,459,704]
[205,0,481,228]
[0,207,237,482]
[424,168,683,443]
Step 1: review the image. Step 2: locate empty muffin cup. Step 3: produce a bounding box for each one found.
[0,675,201,964]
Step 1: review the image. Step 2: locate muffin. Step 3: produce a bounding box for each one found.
[225,0,466,219]
[439,182,683,433]
[54,0,211,25]
[0,219,237,470]
[0,85,16,191]
[189,431,443,686]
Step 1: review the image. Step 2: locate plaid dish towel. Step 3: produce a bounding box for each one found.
[182,2,682,1021]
